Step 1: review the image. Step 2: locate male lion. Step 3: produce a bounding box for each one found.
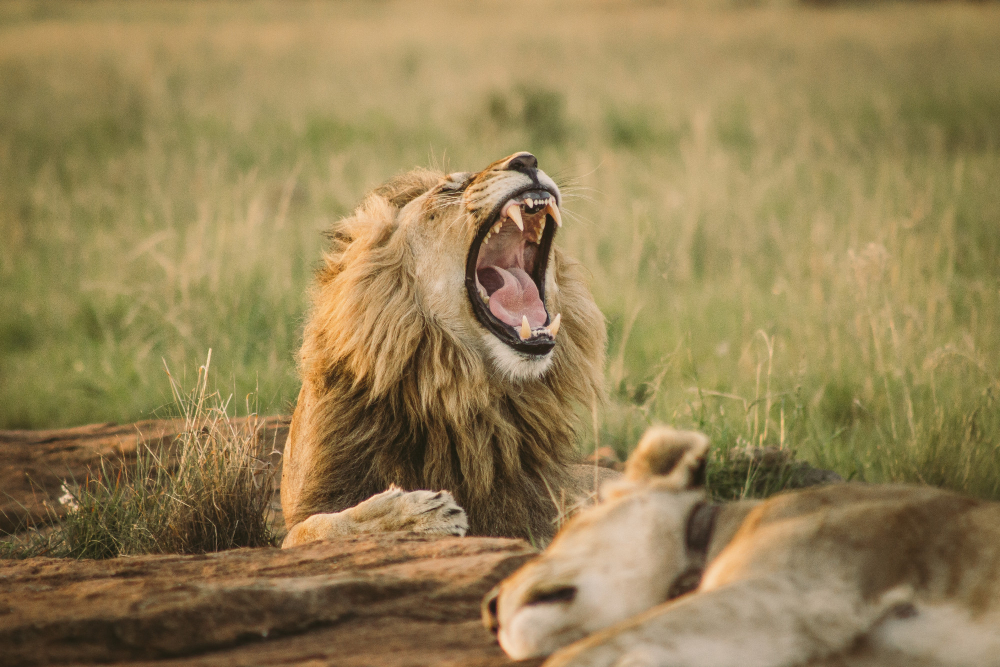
[485,427,1000,666]
[281,152,614,548]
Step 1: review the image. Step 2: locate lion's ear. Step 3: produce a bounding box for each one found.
[624,426,709,490]
[373,168,444,209]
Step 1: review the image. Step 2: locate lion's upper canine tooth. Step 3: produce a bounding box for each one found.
[507,203,524,231]
[549,313,561,338]
[519,315,531,340]
[545,200,562,228]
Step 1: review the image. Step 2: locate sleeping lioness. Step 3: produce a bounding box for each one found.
[281,152,617,548]
[486,427,1000,666]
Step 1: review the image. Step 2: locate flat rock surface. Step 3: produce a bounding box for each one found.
[0,533,539,667]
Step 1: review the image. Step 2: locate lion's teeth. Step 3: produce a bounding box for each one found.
[507,204,524,231]
[519,315,531,340]
[484,231,491,245]
[493,222,502,233]
[478,284,489,303]
[545,201,562,228]
[549,313,561,338]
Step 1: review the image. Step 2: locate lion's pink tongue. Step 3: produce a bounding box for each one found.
[484,266,547,329]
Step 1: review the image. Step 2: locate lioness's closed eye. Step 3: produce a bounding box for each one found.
[488,426,1000,667]
[280,152,617,549]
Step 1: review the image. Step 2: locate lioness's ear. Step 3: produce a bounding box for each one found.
[624,426,709,490]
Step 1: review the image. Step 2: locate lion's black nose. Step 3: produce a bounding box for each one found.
[504,152,537,173]
[482,585,501,636]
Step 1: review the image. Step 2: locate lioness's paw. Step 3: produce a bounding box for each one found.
[349,485,469,537]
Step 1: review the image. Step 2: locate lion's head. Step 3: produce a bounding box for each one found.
[282,152,606,541]
[390,151,570,379]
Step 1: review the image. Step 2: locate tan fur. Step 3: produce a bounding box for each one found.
[280,154,607,545]
[283,486,468,545]
[489,427,1000,666]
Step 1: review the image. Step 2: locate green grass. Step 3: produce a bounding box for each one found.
[1,1,998,500]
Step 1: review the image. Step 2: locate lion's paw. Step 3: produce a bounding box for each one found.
[281,486,469,548]
[348,485,469,537]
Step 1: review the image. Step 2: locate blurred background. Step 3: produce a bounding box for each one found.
[1,1,998,497]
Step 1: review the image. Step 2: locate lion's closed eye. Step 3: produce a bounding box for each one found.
[442,172,472,191]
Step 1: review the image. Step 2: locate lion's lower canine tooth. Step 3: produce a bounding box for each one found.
[545,201,562,228]
[508,204,524,231]
[520,315,531,340]
[549,313,561,337]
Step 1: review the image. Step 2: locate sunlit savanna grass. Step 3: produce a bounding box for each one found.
[1,1,998,499]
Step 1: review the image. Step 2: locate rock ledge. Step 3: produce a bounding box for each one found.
[0,533,537,666]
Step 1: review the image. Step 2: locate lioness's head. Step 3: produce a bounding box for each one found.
[483,427,711,659]
[393,151,564,380]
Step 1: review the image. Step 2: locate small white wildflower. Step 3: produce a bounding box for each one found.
[58,482,80,513]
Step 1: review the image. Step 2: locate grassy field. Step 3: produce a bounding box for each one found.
[2,1,999,499]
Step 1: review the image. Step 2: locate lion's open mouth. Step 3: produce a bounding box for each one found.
[465,188,561,355]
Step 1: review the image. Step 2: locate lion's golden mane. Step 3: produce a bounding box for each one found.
[281,166,606,541]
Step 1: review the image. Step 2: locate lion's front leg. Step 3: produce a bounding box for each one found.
[543,577,913,667]
[281,485,469,548]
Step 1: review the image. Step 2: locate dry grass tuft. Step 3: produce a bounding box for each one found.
[2,352,279,559]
